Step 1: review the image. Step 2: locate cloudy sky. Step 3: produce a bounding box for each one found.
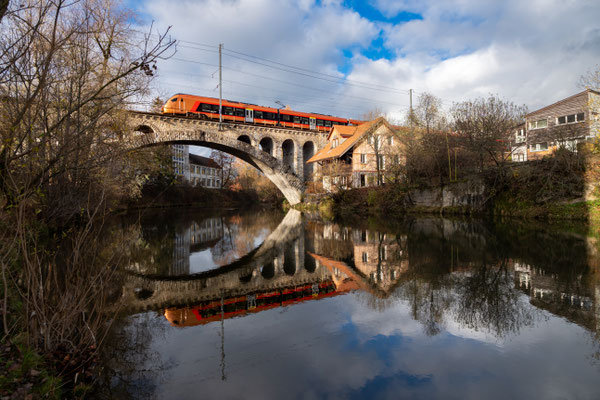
[130,0,600,122]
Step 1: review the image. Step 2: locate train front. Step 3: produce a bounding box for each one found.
[161,94,187,114]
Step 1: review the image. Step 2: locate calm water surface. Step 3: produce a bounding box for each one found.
[101,208,600,399]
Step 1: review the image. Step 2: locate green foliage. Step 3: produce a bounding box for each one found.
[0,339,62,399]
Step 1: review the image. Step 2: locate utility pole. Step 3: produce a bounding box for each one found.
[409,89,413,131]
[219,43,223,129]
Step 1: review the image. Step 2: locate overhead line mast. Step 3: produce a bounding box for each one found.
[219,43,223,129]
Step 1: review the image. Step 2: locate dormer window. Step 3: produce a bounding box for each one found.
[332,138,339,148]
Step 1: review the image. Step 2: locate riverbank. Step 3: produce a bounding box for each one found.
[305,152,600,222]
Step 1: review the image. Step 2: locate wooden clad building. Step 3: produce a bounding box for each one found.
[512,89,600,161]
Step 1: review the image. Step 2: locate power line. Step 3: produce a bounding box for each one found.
[159,63,410,109]
[137,32,413,95]
[158,79,400,117]
[160,67,409,116]
[134,31,452,113]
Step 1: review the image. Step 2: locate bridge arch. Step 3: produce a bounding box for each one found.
[282,139,295,172]
[130,131,303,205]
[128,115,328,205]
[259,136,274,156]
[237,134,252,145]
[302,141,315,181]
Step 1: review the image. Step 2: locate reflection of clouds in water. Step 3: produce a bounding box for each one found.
[134,290,600,400]
[118,213,600,399]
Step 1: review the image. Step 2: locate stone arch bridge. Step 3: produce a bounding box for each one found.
[127,112,326,205]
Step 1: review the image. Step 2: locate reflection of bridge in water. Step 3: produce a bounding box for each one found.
[120,210,323,312]
[118,210,410,317]
[118,214,600,336]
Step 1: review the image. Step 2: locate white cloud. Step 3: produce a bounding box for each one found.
[136,0,600,122]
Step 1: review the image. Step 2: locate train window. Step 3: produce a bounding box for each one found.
[235,108,244,117]
[223,107,234,115]
[317,119,324,126]
[281,114,291,122]
[301,117,309,124]
[171,98,178,102]
[200,103,213,112]
[293,116,301,124]
[324,120,332,127]
[255,111,263,119]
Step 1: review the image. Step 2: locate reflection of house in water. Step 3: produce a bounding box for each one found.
[313,223,408,296]
[189,218,223,252]
[171,217,223,275]
[513,261,599,333]
[352,229,408,294]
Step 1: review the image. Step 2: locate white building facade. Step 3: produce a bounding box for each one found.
[189,154,222,189]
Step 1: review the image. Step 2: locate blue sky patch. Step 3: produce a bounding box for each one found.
[362,35,394,61]
[344,0,422,24]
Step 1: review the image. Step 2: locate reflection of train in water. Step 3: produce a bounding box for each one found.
[161,94,362,132]
[164,281,341,327]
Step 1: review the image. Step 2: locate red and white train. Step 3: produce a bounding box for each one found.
[161,94,361,132]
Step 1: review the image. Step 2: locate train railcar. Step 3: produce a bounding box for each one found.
[161,94,361,132]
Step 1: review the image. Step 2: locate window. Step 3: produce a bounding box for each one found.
[200,103,217,113]
[377,155,385,169]
[171,98,177,102]
[362,252,368,262]
[528,119,548,130]
[255,111,263,119]
[301,117,309,124]
[388,136,394,146]
[557,112,585,125]
[293,115,301,124]
[317,119,324,126]
[223,107,234,115]
[360,154,367,164]
[530,142,549,152]
[515,129,526,143]
[324,120,332,127]
[281,114,291,122]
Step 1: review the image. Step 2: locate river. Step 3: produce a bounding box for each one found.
[98,208,600,399]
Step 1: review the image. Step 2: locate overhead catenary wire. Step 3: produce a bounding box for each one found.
[132,30,454,116]
[133,31,413,95]
[158,79,406,117]
[159,63,411,109]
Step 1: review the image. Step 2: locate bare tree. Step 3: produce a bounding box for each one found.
[451,95,527,172]
[0,0,175,218]
[210,150,236,188]
[413,92,444,134]
[0,0,175,393]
